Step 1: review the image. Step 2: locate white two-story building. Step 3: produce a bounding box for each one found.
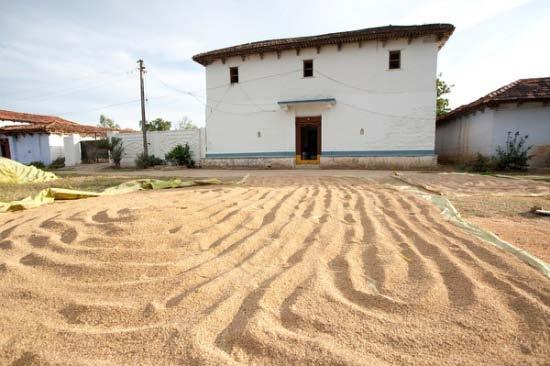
[193,24,454,168]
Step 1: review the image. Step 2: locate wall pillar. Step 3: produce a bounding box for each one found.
[63,134,82,166]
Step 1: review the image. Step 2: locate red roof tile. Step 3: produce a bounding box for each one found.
[0,109,114,136]
[193,24,455,66]
[438,77,550,123]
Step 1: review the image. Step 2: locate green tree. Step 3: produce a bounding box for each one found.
[436,73,453,117]
[140,118,172,131]
[98,114,120,129]
[177,116,198,130]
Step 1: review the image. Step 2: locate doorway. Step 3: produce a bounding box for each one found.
[295,116,321,165]
[0,138,10,159]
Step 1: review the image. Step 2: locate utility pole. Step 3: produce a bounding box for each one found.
[137,59,148,157]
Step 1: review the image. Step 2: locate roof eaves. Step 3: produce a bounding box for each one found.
[193,23,455,66]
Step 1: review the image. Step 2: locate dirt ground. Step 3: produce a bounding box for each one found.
[0,175,549,365]
[398,172,550,262]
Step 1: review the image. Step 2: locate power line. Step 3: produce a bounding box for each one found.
[153,69,432,119]
[0,68,135,99]
[5,69,136,106]
[52,63,433,122]
[148,71,279,113]
[56,93,179,117]
[338,101,433,120]
[149,67,301,94]
[314,69,433,95]
[235,83,271,112]
[185,90,278,116]
[58,98,141,116]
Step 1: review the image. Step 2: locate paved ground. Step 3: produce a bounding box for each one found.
[1,175,549,365]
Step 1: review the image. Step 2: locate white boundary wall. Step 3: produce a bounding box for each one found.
[109,129,205,167]
[63,134,81,167]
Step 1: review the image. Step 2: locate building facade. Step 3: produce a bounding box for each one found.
[0,109,108,166]
[436,77,550,168]
[193,24,454,168]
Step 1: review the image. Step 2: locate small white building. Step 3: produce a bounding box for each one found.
[192,24,455,168]
[0,109,108,166]
[436,77,550,168]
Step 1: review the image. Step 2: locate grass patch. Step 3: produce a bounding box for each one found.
[0,176,157,202]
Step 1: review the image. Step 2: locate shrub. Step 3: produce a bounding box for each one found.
[149,155,165,166]
[103,137,124,168]
[469,153,493,172]
[135,153,164,169]
[28,161,45,169]
[165,144,195,167]
[48,157,65,169]
[494,131,532,171]
[134,153,148,169]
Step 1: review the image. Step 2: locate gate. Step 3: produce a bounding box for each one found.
[80,140,109,163]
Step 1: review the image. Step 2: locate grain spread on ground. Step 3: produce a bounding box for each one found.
[0,176,549,365]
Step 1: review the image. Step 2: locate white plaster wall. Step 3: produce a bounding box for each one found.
[48,134,65,162]
[6,134,53,164]
[491,103,550,146]
[435,110,495,162]
[436,102,550,166]
[63,134,81,167]
[203,36,439,158]
[113,129,204,166]
[492,103,550,167]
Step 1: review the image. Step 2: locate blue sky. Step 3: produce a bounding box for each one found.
[0,0,548,129]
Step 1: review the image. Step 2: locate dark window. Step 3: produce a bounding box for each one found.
[230,67,239,83]
[389,50,401,69]
[303,60,313,77]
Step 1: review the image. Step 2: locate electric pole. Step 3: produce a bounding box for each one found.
[137,59,148,157]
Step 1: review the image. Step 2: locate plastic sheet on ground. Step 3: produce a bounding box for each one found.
[390,179,550,278]
[0,157,57,184]
[0,178,223,213]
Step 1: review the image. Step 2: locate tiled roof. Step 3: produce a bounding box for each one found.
[0,109,113,135]
[193,24,455,66]
[438,77,550,123]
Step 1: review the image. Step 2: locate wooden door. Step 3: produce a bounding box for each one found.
[295,116,321,164]
[0,138,10,159]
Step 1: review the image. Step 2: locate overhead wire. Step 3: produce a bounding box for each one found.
[5,69,137,106]
[150,66,436,119]
[47,63,440,122]
[314,69,433,95]
[148,70,279,114]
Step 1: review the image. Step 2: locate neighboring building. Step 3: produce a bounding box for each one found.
[193,24,455,168]
[0,109,108,165]
[436,77,550,168]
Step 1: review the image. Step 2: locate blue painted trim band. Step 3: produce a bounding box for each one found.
[206,150,434,159]
[277,98,336,105]
[322,150,434,157]
[206,151,295,159]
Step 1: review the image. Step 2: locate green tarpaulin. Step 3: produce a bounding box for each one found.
[0,178,223,212]
[0,157,57,184]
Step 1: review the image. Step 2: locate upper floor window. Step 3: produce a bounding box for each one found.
[230,67,239,83]
[303,60,313,77]
[389,50,401,70]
